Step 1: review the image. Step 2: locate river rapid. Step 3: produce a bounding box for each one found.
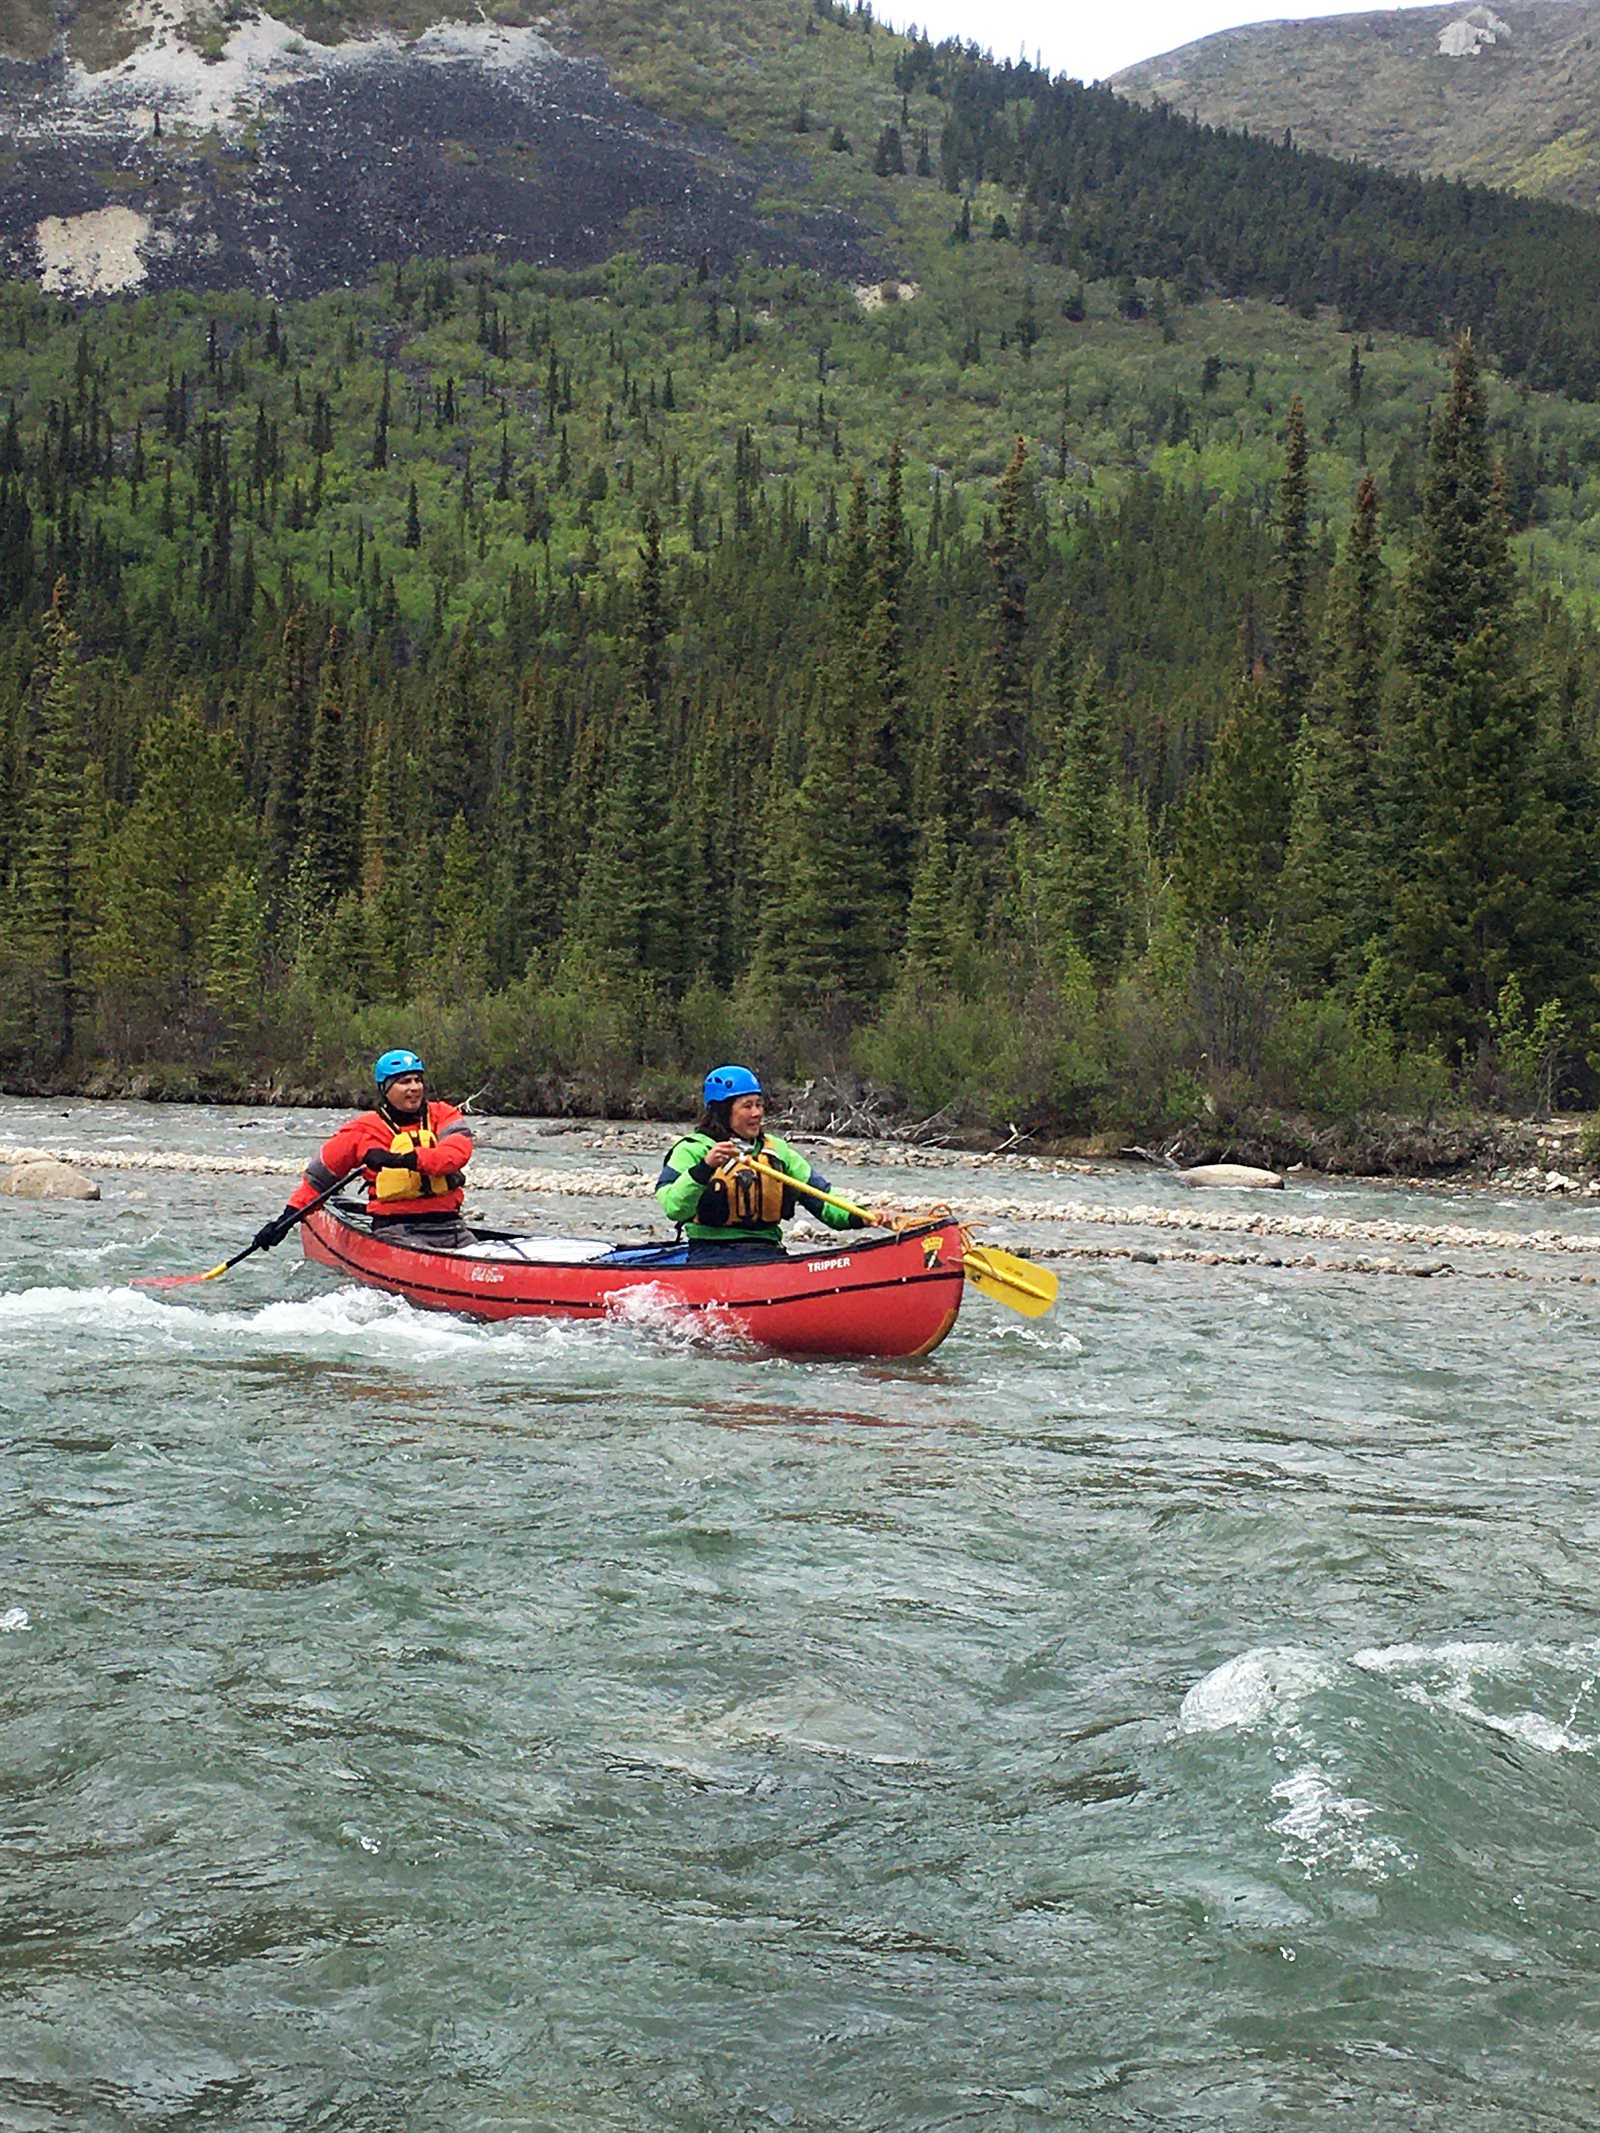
[3,1098,1600,2130]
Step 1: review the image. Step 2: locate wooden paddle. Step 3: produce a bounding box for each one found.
[130,1168,362,1289]
[739,1153,1058,1319]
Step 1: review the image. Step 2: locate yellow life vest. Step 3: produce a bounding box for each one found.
[707,1154,788,1229]
[373,1126,450,1201]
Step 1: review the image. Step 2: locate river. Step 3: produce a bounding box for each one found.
[3,1098,1599,2129]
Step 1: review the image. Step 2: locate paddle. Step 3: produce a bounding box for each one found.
[739,1153,1058,1319]
[130,1167,363,1290]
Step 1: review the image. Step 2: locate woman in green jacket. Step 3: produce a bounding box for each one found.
[655,1065,868,1262]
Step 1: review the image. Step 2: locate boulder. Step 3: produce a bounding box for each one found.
[0,1158,101,1201]
[1176,1163,1285,1190]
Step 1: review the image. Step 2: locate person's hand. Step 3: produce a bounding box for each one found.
[363,1145,416,1171]
[252,1210,297,1251]
[705,1139,741,1169]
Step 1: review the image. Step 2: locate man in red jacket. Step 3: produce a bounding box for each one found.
[253,1048,477,1253]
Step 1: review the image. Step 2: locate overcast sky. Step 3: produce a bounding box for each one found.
[875,0,1449,84]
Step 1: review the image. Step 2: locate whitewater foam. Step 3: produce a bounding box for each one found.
[1177,1645,1336,1735]
[1352,1638,1600,1755]
[1270,1765,1414,1878]
[0,1278,594,1365]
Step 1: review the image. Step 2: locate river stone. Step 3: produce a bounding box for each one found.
[1177,1163,1285,1190]
[0,1158,101,1201]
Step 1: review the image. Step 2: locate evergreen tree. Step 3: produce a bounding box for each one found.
[566,689,678,982]
[861,439,914,920]
[971,437,1032,885]
[752,671,887,1012]
[1380,336,1573,1049]
[1280,473,1386,985]
[93,703,252,1052]
[204,865,265,1038]
[1272,395,1313,743]
[1174,672,1290,937]
[370,367,390,471]
[1024,656,1131,981]
[899,814,958,991]
[14,579,88,1063]
[286,636,359,951]
[261,606,312,885]
[424,811,489,996]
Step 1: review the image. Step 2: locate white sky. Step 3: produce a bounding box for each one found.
[876,0,1449,84]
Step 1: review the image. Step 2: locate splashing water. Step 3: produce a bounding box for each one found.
[6,1098,1600,2125]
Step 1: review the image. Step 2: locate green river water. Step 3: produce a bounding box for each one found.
[3,1098,1600,2130]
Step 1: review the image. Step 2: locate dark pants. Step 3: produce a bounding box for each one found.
[371,1214,476,1252]
[683,1239,788,1267]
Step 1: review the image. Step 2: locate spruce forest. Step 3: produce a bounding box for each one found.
[5,0,1600,1151]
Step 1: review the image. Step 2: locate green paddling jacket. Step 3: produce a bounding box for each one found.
[655,1130,865,1247]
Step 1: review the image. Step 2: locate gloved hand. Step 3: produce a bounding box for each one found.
[252,1209,297,1252]
[362,1145,417,1171]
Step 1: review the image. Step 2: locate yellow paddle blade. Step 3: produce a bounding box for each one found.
[963,1242,1058,1318]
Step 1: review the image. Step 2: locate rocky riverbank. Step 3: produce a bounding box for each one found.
[7,1063,1594,1190]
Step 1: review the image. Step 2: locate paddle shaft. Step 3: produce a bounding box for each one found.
[144,1165,363,1286]
[740,1151,873,1227]
[739,1152,1056,1306]
[238,1165,366,1267]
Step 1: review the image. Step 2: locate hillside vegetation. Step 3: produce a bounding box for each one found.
[2,0,1600,1155]
[1114,0,1600,214]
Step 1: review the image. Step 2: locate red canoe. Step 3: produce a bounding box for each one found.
[300,1204,968,1358]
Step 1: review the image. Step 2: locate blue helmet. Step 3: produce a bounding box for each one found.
[375,1048,426,1088]
[703,1063,761,1106]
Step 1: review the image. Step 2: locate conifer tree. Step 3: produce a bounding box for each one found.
[1380,335,1572,1048]
[93,703,252,1051]
[262,606,312,885]
[899,814,958,992]
[204,865,265,1038]
[972,437,1032,884]
[358,718,413,1000]
[752,672,886,1011]
[566,689,677,983]
[565,515,681,982]
[1174,671,1290,937]
[14,579,88,1063]
[861,440,914,919]
[370,368,390,471]
[1272,395,1313,743]
[1025,656,1131,981]
[1280,473,1386,985]
[286,635,358,952]
[431,618,490,840]
[424,811,489,996]
[488,669,564,980]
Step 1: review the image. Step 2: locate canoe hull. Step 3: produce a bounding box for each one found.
[300,1208,966,1358]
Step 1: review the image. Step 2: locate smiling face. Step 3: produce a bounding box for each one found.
[728,1092,765,1141]
[383,1071,426,1119]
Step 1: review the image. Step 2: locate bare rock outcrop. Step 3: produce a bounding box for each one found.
[0,1156,101,1200]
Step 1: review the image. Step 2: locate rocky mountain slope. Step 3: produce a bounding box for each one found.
[1113,0,1600,212]
[0,0,881,296]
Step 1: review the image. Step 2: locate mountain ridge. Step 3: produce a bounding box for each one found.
[1112,0,1600,212]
